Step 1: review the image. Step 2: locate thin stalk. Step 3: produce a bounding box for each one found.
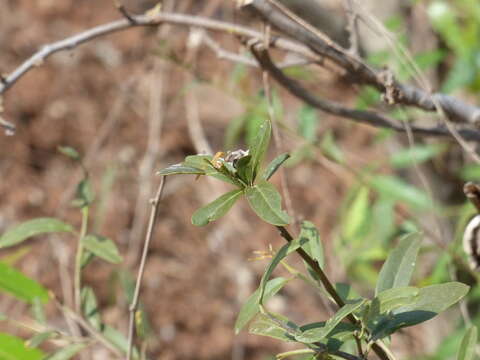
[276,225,392,360]
[74,206,89,314]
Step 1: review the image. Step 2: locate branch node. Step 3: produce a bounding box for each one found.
[114,0,136,24]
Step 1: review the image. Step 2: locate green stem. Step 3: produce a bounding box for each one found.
[276,225,392,360]
[74,206,89,313]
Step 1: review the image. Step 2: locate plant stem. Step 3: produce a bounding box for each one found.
[276,225,392,360]
[74,206,89,314]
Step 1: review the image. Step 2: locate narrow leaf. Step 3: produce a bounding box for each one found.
[298,221,324,268]
[82,235,123,264]
[390,144,446,168]
[0,218,73,249]
[31,297,47,324]
[156,164,205,176]
[248,119,272,181]
[191,189,243,226]
[235,277,289,334]
[44,343,87,360]
[235,155,253,185]
[245,181,291,226]
[0,333,45,360]
[295,299,366,343]
[369,176,433,209]
[0,262,49,303]
[57,146,80,160]
[26,331,57,348]
[457,326,477,360]
[259,237,309,303]
[81,287,102,330]
[262,153,290,181]
[376,233,422,295]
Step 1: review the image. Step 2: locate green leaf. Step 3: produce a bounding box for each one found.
[235,277,290,334]
[82,235,123,264]
[57,146,80,160]
[298,105,319,142]
[245,181,291,226]
[31,297,47,324]
[156,164,205,176]
[235,155,253,185]
[0,218,73,249]
[259,238,309,304]
[374,287,420,314]
[295,299,366,343]
[369,175,433,209]
[191,189,243,226]
[135,307,152,340]
[248,119,272,182]
[0,333,45,360]
[321,130,344,164]
[81,287,102,330]
[376,233,422,295]
[72,179,95,208]
[25,331,58,348]
[299,322,358,351]
[390,144,446,168]
[0,262,49,303]
[44,343,87,360]
[371,282,469,340]
[249,312,298,342]
[342,187,370,241]
[298,221,324,268]
[262,153,290,181]
[102,325,139,358]
[457,326,478,360]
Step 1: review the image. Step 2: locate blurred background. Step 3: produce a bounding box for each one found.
[1,0,480,359]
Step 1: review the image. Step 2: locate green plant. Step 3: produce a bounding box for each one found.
[157,119,474,360]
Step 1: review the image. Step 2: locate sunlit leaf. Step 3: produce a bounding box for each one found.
[0,218,73,249]
[342,187,370,241]
[0,262,49,303]
[376,233,422,295]
[191,189,243,226]
[82,235,123,264]
[0,333,45,360]
[457,326,477,360]
[245,181,291,226]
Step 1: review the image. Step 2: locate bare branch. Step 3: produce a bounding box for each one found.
[0,12,319,96]
[249,43,480,141]
[243,0,480,126]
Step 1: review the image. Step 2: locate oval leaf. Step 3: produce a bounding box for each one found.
[0,262,49,303]
[191,189,243,226]
[0,218,73,249]
[376,233,422,295]
[245,181,291,226]
[0,333,45,360]
[298,221,324,268]
[82,235,123,264]
[235,277,289,334]
[249,313,298,342]
[457,326,478,360]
